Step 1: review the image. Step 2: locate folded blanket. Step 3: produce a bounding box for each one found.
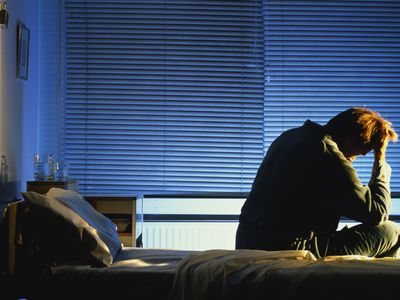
[168,249,316,300]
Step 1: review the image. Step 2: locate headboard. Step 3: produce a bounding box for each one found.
[0,200,41,298]
[0,200,23,275]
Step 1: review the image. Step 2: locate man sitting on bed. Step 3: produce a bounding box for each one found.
[236,107,400,258]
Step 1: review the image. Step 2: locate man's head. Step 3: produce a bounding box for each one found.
[325,107,398,161]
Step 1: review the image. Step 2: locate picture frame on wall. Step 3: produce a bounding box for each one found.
[17,22,30,80]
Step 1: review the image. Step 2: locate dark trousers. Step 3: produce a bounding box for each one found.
[235,221,400,258]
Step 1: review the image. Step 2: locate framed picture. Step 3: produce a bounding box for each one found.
[17,22,30,80]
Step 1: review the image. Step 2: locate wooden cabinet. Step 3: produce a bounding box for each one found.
[26,180,79,194]
[84,195,142,247]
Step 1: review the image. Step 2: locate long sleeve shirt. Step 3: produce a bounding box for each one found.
[238,120,392,248]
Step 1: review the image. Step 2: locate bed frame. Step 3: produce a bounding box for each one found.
[2,200,400,300]
[0,201,34,299]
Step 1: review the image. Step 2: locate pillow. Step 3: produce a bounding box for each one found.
[46,188,122,259]
[21,190,119,267]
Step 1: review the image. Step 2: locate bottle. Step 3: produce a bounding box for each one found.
[33,153,45,180]
[47,154,55,180]
[1,155,8,184]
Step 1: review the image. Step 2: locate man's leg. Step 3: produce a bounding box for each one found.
[322,221,400,257]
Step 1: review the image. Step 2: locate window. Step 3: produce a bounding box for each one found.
[63,0,265,194]
[263,0,400,191]
[62,0,400,195]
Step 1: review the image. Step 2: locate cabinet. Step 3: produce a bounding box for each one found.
[84,195,143,247]
[26,180,79,195]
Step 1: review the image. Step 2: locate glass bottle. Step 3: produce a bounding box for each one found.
[1,155,7,183]
[33,153,45,181]
[47,154,55,180]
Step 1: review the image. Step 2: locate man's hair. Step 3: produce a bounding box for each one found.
[325,107,398,148]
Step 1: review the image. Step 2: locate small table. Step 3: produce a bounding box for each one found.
[26,180,79,194]
[85,195,142,247]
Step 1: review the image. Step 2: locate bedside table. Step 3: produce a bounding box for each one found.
[85,195,143,247]
[26,180,79,194]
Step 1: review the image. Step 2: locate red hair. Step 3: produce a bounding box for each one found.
[326,107,397,148]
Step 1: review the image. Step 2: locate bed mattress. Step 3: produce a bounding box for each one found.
[33,247,195,300]
[170,249,400,300]
[33,247,400,300]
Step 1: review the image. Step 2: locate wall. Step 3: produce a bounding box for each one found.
[38,0,61,160]
[0,0,39,202]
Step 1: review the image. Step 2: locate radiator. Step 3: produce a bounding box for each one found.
[142,221,362,250]
[142,222,238,250]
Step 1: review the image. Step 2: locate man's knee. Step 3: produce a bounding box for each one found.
[374,221,400,257]
[344,221,400,257]
[379,220,400,243]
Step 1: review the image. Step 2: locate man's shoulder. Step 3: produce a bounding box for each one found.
[279,120,322,137]
[303,119,323,128]
[322,135,353,167]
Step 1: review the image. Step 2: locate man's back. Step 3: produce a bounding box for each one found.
[238,120,340,249]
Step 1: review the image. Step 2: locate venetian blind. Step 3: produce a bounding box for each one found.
[63,0,265,194]
[263,0,400,191]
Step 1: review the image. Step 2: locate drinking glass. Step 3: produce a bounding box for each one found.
[55,161,69,180]
[33,153,46,180]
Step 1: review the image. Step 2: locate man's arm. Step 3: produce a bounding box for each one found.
[345,131,396,225]
[373,130,391,162]
[323,136,391,225]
